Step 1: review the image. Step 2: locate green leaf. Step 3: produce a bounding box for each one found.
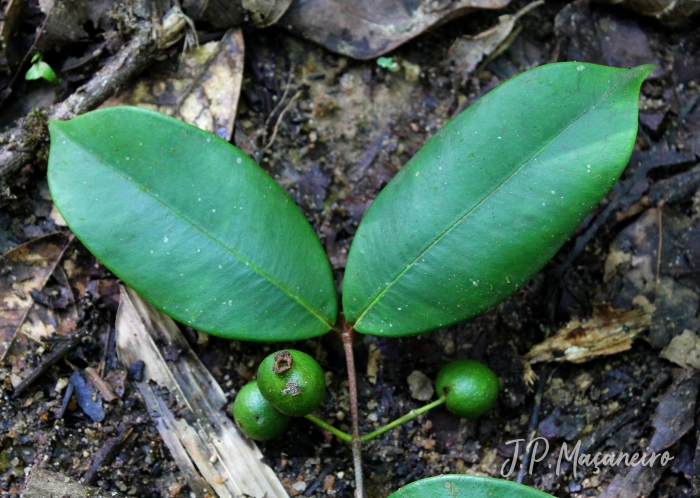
[48,106,337,341]
[343,62,652,337]
[388,475,554,498]
[26,60,60,84]
[377,56,400,72]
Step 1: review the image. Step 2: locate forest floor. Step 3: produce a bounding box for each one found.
[0,0,699,496]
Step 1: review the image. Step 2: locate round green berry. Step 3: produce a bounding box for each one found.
[435,360,499,419]
[257,349,326,417]
[231,381,290,441]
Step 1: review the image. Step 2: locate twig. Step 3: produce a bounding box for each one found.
[341,319,365,498]
[655,203,664,287]
[12,325,92,398]
[85,366,118,402]
[304,461,338,496]
[84,424,134,485]
[264,63,296,133]
[0,6,186,181]
[262,90,302,153]
[56,381,74,419]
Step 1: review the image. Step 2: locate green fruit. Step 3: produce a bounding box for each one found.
[257,349,326,417]
[435,360,499,419]
[231,381,290,441]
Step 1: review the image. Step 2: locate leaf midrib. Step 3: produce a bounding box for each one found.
[354,75,632,328]
[63,134,333,330]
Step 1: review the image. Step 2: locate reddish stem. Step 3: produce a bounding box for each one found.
[341,319,364,498]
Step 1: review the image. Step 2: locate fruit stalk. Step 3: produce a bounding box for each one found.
[341,319,364,498]
[360,396,446,442]
[304,414,352,442]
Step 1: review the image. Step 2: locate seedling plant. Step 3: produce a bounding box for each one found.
[47,62,650,497]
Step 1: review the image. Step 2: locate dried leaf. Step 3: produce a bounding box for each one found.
[35,0,114,51]
[525,306,652,364]
[447,1,542,82]
[595,0,700,27]
[242,0,292,27]
[599,369,699,498]
[660,330,700,370]
[280,0,511,60]
[555,4,664,78]
[102,29,244,140]
[183,0,291,28]
[0,233,71,361]
[603,208,700,348]
[103,369,127,398]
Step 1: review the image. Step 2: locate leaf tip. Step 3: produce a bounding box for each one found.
[631,64,655,81]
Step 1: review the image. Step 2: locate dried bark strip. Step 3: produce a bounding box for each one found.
[115,285,289,498]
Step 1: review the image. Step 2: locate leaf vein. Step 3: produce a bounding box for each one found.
[354,74,634,328]
[68,143,333,330]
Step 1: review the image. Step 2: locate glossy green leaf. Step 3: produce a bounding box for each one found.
[343,62,651,337]
[48,106,337,341]
[26,60,60,84]
[388,475,554,498]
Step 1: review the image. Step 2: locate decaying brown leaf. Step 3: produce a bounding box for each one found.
[660,329,700,370]
[447,0,542,83]
[35,0,114,51]
[115,285,289,498]
[599,368,699,498]
[242,0,293,27]
[525,305,652,364]
[280,0,511,60]
[0,233,72,362]
[183,0,292,28]
[102,29,244,141]
[595,0,700,26]
[603,208,700,349]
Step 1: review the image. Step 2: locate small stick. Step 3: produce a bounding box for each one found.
[655,203,664,286]
[264,63,296,133]
[263,90,302,153]
[84,424,134,485]
[304,461,337,496]
[341,320,364,498]
[12,326,91,398]
[85,366,118,402]
[361,397,445,442]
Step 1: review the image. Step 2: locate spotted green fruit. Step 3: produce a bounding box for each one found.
[231,381,290,441]
[435,360,499,419]
[257,349,326,417]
